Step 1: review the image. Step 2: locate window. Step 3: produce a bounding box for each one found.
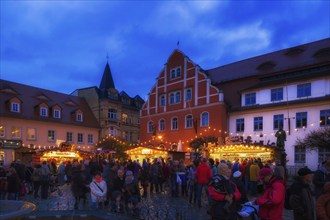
[76,113,83,122]
[108,109,117,120]
[129,132,133,141]
[319,147,330,163]
[160,95,166,106]
[236,118,244,132]
[170,67,181,79]
[159,119,165,131]
[254,117,263,131]
[54,109,61,119]
[201,112,209,127]
[296,112,307,128]
[176,68,181,78]
[169,93,175,104]
[48,130,55,141]
[66,132,73,143]
[245,93,256,106]
[175,91,181,103]
[273,114,284,130]
[109,126,117,137]
[27,128,36,140]
[0,126,5,137]
[122,131,129,141]
[294,146,306,163]
[122,113,128,123]
[122,98,130,105]
[186,115,193,128]
[297,83,311,98]
[77,133,83,143]
[271,88,283,101]
[171,117,178,130]
[40,107,48,117]
[185,88,192,101]
[88,134,94,144]
[11,102,20,112]
[170,69,176,79]
[11,127,21,139]
[320,109,330,126]
[148,121,154,133]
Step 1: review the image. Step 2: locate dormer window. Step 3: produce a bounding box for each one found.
[77,113,83,122]
[257,61,276,71]
[11,102,20,113]
[40,107,48,117]
[54,109,61,119]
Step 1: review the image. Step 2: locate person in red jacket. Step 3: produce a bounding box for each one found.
[254,167,285,220]
[208,163,241,220]
[195,157,212,208]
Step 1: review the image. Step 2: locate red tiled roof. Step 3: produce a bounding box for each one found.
[0,79,100,128]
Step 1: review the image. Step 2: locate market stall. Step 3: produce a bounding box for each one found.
[209,144,274,162]
[126,146,169,162]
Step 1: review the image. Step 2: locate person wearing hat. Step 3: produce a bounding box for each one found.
[231,170,248,205]
[289,167,315,220]
[123,170,141,217]
[254,167,285,220]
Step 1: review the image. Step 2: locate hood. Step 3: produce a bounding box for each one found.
[267,176,285,187]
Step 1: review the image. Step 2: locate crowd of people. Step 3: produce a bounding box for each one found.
[0,155,329,220]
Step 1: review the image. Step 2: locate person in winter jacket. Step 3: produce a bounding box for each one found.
[90,172,107,210]
[7,167,21,200]
[289,167,315,220]
[316,181,330,220]
[123,170,141,217]
[195,157,212,207]
[71,164,88,209]
[254,167,285,220]
[231,170,248,204]
[208,163,241,220]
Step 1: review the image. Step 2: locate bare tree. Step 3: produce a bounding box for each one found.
[295,127,330,150]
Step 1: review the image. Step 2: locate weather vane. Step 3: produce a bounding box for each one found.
[177,41,180,49]
[106,53,109,62]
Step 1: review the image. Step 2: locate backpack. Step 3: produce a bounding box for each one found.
[284,187,292,210]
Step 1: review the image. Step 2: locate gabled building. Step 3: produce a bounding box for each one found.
[140,50,227,160]
[73,62,144,143]
[207,38,330,170]
[0,79,100,164]
[140,38,330,169]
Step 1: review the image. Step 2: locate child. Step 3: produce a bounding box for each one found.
[90,172,107,210]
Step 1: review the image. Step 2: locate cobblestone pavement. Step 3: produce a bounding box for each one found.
[21,184,294,220]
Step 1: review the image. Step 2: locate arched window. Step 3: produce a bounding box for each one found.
[148,121,154,133]
[160,95,166,106]
[159,119,165,131]
[171,117,178,130]
[185,88,192,101]
[185,115,193,128]
[170,69,176,79]
[171,144,178,151]
[169,93,175,104]
[175,91,181,103]
[201,112,209,127]
[176,68,181,77]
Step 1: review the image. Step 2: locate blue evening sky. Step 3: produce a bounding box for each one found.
[1,1,329,99]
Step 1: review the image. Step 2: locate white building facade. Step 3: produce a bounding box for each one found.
[207,38,330,171]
